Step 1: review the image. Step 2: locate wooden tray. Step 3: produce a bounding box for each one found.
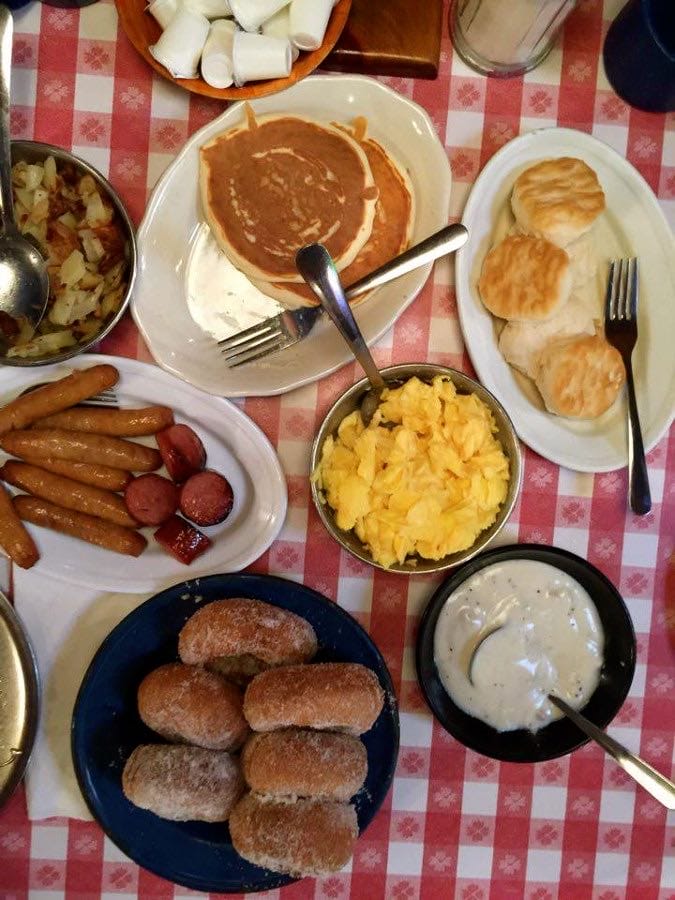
[323,0,443,80]
[114,0,352,100]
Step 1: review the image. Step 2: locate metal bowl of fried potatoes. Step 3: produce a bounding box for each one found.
[1,141,136,366]
[311,363,523,574]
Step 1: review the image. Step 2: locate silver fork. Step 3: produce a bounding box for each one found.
[219,223,469,367]
[18,383,119,407]
[604,258,651,515]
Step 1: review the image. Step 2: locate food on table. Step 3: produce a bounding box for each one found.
[138,662,249,751]
[242,729,368,801]
[179,470,234,526]
[243,662,385,734]
[6,158,128,359]
[498,295,596,380]
[0,429,161,472]
[477,157,624,420]
[1,460,137,528]
[229,793,358,876]
[13,495,147,557]
[254,117,414,308]
[0,482,39,569]
[153,514,212,564]
[124,474,179,526]
[0,364,118,434]
[22,458,132,492]
[199,109,378,284]
[535,333,626,419]
[147,0,341,89]
[478,234,572,321]
[511,157,605,247]
[178,597,318,683]
[33,405,174,437]
[433,559,604,732]
[313,376,511,569]
[156,424,206,482]
[122,744,244,822]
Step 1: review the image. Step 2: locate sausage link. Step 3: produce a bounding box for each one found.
[16,458,132,492]
[0,429,161,472]
[32,406,175,437]
[0,483,39,569]
[0,365,119,434]
[1,461,137,528]
[13,495,147,557]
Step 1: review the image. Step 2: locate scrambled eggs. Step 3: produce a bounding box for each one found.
[314,376,510,569]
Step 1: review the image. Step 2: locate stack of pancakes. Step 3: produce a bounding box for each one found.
[199,107,414,308]
[478,157,625,420]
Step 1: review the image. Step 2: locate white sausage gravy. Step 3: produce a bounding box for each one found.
[433,560,604,732]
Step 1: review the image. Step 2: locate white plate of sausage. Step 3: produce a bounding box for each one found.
[0,355,287,593]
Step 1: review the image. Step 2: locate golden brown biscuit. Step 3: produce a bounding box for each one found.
[535,334,626,419]
[478,235,572,322]
[511,157,605,247]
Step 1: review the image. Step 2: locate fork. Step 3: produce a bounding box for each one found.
[604,258,651,515]
[218,223,469,367]
[19,383,119,407]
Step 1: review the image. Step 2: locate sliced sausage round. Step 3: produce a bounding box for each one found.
[124,473,179,526]
[156,424,206,483]
[179,470,234,527]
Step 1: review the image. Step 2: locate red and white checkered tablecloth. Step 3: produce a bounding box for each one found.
[1,0,674,897]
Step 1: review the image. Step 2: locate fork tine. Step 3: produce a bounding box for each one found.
[628,257,638,321]
[619,257,631,320]
[221,326,287,361]
[217,318,282,351]
[228,334,290,368]
[605,260,616,321]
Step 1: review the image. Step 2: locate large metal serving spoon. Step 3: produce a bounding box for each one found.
[297,242,388,424]
[548,694,675,810]
[0,7,49,352]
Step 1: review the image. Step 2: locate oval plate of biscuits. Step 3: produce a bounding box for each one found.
[71,574,399,893]
[455,127,675,473]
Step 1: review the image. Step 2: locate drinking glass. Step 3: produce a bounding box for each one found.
[450,0,577,77]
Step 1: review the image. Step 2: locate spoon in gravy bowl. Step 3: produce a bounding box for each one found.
[548,694,675,810]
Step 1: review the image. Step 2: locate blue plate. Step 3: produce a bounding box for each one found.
[71,574,400,893]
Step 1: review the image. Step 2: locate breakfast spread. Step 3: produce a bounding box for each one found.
[477,156,626,419]
[433,559,604,732]
[198,108,414,311]
[314,375,510,568]
[0,365,235,568]
[121,597,386,877]
[4,158,128,359]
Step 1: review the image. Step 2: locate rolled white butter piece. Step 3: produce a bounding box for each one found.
[149,7,210,79]
[146,0,178,30]
[183,0,233,19]
[230,0,290,33]
[232,31,292,85]
[289,0,333,51]
[262,6,299,61]
[201,19,236,89]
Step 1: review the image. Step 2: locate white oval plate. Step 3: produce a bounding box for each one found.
[0,355,287,592]
[132,74,452,398]
[455,128,675,473]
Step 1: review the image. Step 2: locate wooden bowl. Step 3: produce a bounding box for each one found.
[115,0,353,100]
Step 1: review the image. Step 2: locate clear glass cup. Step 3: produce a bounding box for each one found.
[450,0,577,77]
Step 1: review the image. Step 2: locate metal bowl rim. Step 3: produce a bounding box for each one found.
[310,362,523,575]
[1,139,137,368]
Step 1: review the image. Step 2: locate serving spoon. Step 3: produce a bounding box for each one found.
[296,242,387,425]
[548,694,675,810]
[0,7,49,354]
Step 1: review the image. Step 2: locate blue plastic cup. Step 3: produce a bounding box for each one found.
[603,0,675,113]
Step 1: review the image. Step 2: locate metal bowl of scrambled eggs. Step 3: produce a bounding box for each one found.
[311,363,522,574]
